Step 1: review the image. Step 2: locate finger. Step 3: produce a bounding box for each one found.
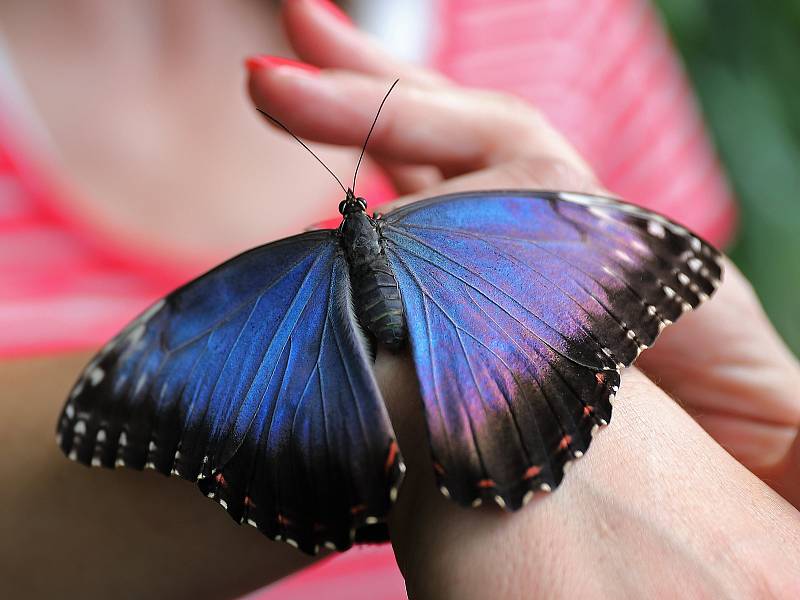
[637,259,800,472]
[378,154,603,214]
[282,0,450,193]
[247,65,593,178]
[370,158,443,196]
[281,0,448,87]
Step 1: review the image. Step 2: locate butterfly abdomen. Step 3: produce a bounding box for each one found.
[340,211,406,351]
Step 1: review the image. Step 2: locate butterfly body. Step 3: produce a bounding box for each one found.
[58,189,723,555]
[339,195,406,351]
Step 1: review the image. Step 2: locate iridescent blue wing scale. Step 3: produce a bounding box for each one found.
[382,190,722,509]
[57,231,403,554]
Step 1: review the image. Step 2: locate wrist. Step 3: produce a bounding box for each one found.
[385,369,800,599]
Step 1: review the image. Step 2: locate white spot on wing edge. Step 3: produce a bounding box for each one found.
[589,206,612,220]
[139,299,165,323]
[69,381,84,400]
[126,323,146,345]
[557,191,617,207]
[647,221,666,238]
[88,366,104,386]
[688,257,703,272]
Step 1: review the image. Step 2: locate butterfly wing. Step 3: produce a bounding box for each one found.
[382,190,722,509]
[57,231,402,554]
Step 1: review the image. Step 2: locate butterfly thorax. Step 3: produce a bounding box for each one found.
[339,207,406,351]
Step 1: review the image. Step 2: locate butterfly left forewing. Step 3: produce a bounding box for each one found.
[58,231,402,554]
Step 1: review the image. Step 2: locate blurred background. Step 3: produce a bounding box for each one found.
[655,0,800,355]
[0,2,797,599]
[2,0,795,358]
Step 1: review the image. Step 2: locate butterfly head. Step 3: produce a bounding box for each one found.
[339,189,368,216]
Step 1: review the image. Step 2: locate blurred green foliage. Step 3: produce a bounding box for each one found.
[654,0,800,355]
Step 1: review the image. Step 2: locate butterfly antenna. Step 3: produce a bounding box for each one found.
[256,107,348,195]
[352,78,399,195]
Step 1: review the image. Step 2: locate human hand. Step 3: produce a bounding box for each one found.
[248,1,800,597]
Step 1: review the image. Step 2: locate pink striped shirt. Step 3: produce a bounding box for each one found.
[0,0,736,597]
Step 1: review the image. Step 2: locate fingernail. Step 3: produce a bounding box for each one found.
[310,0,353,26]
[244,55,320,75]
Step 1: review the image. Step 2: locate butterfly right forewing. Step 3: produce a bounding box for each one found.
[382,190,722,509]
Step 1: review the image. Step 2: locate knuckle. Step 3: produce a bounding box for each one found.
[475,88,544,117]
[497,155,603,192]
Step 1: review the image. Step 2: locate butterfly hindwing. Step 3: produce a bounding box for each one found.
[382,190,722,509]
[58,231,402,554]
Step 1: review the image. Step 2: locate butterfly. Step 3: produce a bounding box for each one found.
[56,84,723,556]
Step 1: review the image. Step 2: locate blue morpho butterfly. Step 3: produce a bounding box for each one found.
[57,80,723,555]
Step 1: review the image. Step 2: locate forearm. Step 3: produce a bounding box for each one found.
[1,353,318,599]
[385,368,800,600]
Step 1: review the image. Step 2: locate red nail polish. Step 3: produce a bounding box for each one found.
[244,55,320,75]
[311,0,353,25]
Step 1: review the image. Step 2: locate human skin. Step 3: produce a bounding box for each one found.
[3,0,800,598]
[0,1,333,598]
[249,1,800,597]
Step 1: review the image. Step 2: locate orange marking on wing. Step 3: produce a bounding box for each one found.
[558,435,572,450]
[596,372,606,384]
[277,513,292,527]
[523,465,542,480]
[384,440,399,473]
[214,472,228,487]
[432,462,445,476]
[477,479,496,489]
[244,496,256,508]
[350,504,366,515]
[583,405,594,417]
